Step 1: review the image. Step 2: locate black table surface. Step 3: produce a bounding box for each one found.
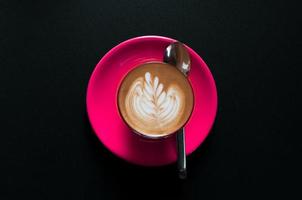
[1,0,301,199]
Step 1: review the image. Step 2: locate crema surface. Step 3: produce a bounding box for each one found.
[118,62,194,138]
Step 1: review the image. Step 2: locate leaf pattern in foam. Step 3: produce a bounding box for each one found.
[125,71,181,125]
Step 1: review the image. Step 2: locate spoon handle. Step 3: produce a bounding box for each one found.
[177,128,187,179]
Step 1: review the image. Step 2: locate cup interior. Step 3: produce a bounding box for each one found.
[117,61,194,139]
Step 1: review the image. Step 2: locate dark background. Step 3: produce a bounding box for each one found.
[1,0,301,199]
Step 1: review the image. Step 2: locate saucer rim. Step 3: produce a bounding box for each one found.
[86,35,218,166]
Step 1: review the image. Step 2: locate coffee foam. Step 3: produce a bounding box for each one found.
[118,63,193,138]
[125,71,182,129]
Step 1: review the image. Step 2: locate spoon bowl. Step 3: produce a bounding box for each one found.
[164,42,191,76]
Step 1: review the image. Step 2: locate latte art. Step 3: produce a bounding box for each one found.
[118,62,193,138]
[125,72,181,127]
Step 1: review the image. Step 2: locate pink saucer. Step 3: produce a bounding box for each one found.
[86,36,217,166]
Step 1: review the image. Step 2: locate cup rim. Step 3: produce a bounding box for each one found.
[117,61,195,139]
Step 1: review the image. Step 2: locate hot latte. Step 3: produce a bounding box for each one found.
[117,62,193,138]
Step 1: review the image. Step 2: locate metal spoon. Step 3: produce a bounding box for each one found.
[164,42,191,76]
[163,42,191,179]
